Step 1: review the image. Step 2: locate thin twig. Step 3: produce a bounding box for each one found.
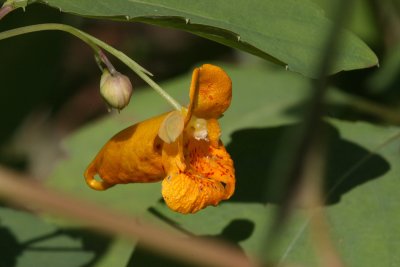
[265,0,356,263]
[298,137,344,267]
[0,166,259,267]
[0,5,13,20]
[270,0,356,236]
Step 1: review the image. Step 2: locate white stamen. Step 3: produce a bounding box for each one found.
[192,118,208,141]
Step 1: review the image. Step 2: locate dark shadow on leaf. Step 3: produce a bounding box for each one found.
[226,122,390,205]
[147,207,195,236]
[285,97,385,125]
[125,219,254,267]
[0,226,21,267]
[0,225,112,267]
[205,218,254,244]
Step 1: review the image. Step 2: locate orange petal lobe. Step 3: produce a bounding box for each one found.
[189,64,232,119]
[184,139,235,199]
[162,171,226,214]
[161,125,235,213]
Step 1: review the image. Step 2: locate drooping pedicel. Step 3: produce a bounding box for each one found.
[84,64,235,214]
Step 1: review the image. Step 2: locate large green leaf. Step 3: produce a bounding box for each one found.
[32,0,378,78]
[38,63,399,266]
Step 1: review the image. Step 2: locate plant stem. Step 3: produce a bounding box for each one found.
[0,23,182,111]
[265,0,355,259]
[98,49,117,75]
[0,4,13,20]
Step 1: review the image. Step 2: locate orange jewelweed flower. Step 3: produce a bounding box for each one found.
[84,64,235,214]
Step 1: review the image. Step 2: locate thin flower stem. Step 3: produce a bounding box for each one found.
[0,5,13,20]
[0,23,182,111]
[98,49,117,75]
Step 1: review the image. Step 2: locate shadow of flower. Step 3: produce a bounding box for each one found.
[226,122,390,205]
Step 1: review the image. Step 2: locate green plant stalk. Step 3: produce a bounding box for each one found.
[0,23,182,111]
[0,4,13,20]
[1,0,35,20]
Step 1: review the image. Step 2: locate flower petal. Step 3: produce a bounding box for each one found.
[184,138,235,199]
[188,64,232,119]
[162,171,226,214]
[161,126,235,213]
[85,113,166,190]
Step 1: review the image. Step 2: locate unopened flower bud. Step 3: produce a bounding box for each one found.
[100,70,133,111]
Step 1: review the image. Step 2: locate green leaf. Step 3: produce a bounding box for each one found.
[42,63,399,266]
[33,0,378,77]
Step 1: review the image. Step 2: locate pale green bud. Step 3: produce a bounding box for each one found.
[100,70,133,111]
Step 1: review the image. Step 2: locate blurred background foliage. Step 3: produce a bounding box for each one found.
[0,0,400,267]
